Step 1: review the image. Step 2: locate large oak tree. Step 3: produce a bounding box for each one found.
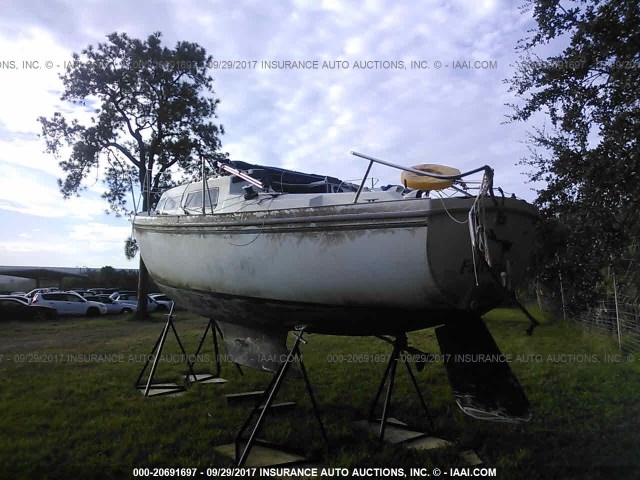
[40,32,226,318]
[507,0,640,308]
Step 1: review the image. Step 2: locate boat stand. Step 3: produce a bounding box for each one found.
[366,333,434,441]
[184,318,243,384]
[134,305,197,397]
[232,329,328,467]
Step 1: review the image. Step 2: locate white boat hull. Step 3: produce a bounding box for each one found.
[133,196,537,334]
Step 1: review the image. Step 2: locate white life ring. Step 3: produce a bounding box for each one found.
[400,164,461,190]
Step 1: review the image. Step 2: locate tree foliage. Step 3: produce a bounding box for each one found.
[39,32,227,317]
[62,266,142,291]
[40,31,226,214]
[507,0,640,307]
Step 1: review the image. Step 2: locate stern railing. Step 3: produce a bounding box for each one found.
[350,150,495,272]
[349,151,493,203]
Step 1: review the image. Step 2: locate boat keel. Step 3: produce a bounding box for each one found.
[435,314,531,423]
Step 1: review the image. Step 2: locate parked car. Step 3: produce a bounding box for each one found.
[84,295,136,315]
[87,288,119,296]
[69,288,89,296]
[25,287,59,300]
[108,290,137,300]
[3,294,32,302]
[0,297,57,321]
[109,292,158,312]
[148,293,174,312]
[31,291,108,317]
[10,291,27,296]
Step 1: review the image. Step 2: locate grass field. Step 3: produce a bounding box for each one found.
[0,308,639,479]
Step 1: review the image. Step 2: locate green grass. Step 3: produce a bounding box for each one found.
[0,309,639,479]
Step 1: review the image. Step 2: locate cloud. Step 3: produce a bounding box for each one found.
[0,163,107,219]
[0,239,71,254]
[0,221,135,268]
[69,222,132,244]
[0,27,72,133]
[193,0,540,198]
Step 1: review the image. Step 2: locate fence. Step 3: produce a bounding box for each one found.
[529,274,640,352]
[572,295,640,352]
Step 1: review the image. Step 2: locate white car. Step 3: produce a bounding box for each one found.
[148,293,174,311]
[84,295,137,315]
[31,291,108,317]
[109,292,158,312]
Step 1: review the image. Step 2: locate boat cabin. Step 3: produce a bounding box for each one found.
[153,162,383,215]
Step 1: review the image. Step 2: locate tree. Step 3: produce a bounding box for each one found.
[506,0,640,308]
[39,32,226,318]
[100,265,117,286]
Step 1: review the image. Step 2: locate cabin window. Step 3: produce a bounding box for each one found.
[155,197,167,212]
[162,195,182,212]
[183,188,219,211]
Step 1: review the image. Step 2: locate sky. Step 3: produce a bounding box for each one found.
[0,0,555,269]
